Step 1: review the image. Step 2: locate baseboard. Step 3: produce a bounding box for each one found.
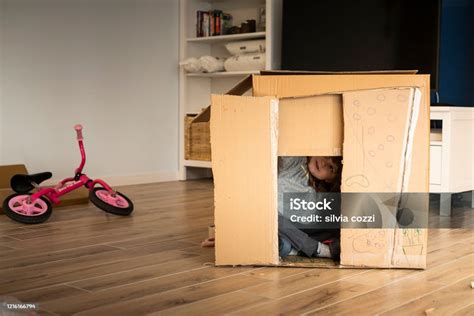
[43,171,179,187]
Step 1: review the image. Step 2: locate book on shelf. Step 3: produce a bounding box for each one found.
[196,10,232,37]
[196,11,201,37]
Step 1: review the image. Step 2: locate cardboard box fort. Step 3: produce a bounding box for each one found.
[208,71,430,269]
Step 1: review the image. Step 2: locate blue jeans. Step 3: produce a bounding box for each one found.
[278,237,293,257]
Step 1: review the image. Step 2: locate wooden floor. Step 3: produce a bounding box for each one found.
[0,180,472,315]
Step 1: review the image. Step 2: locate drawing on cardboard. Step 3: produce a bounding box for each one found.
[343,88,415,192]
[402,229,424,255]
[351,230,388,254]
[345,175,370,188]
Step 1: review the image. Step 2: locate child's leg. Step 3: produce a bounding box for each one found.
[278,237,298,257]
[278,236,292,257]
[303,228,340,260]
[278,215,320,257]
[323,238,341,261]
[279,215,340,259]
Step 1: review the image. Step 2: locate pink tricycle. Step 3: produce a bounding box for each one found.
[3,124,133,224]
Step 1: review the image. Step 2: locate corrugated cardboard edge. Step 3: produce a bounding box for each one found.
[216,260,341,268]
[261,70,419,75]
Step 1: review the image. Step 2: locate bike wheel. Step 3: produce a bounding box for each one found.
[3,193,52,224]
[89,187,133,216]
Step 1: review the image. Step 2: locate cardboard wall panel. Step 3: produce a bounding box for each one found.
[211,95,279,266]
[340,88,427,268]
[341,88,413,193]
[391,89,428,269]
[278,95,343,156]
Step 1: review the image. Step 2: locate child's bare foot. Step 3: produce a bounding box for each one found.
[201,237,215,247]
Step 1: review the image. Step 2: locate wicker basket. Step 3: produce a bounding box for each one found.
[184,114,211,161]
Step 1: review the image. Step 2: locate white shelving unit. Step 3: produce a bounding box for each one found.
[429,106,474,216]
[179,0,282,180]
[184,160,213,168]
[186,70,260,78]
[187,31,266,43]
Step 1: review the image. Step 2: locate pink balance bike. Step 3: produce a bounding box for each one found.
[3,125,133,224]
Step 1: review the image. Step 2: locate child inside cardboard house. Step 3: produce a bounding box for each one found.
[201,155,343,256]
[278,156,342,261]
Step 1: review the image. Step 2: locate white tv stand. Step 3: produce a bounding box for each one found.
[429,106,474,216]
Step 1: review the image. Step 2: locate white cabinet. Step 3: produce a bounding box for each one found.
[429,106,474,215]
[178,0,282,180]
[429,145,442,185]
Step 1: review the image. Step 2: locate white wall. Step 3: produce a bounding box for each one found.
[0,0,179,185]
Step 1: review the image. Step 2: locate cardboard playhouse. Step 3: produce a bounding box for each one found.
[206,71,430,269]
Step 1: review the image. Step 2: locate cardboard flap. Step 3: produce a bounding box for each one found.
[192,75,253,123]
[192,108,211,124]
[260,70,419,76]
[211,94,279,265]
[253,74,429,99]
[226,74,253,95]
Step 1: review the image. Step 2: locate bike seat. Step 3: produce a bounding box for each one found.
[11,172,53,193]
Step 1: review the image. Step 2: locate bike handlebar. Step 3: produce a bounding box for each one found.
[74,124,83,141]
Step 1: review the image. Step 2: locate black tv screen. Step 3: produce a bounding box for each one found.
[282,0,440,89]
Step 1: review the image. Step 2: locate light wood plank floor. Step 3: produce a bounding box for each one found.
[0,180,472,315]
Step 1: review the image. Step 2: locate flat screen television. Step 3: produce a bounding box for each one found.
[282,0,441,90]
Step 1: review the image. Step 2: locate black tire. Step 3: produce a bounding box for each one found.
[3,193,52,224]
[89,187,133,216]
